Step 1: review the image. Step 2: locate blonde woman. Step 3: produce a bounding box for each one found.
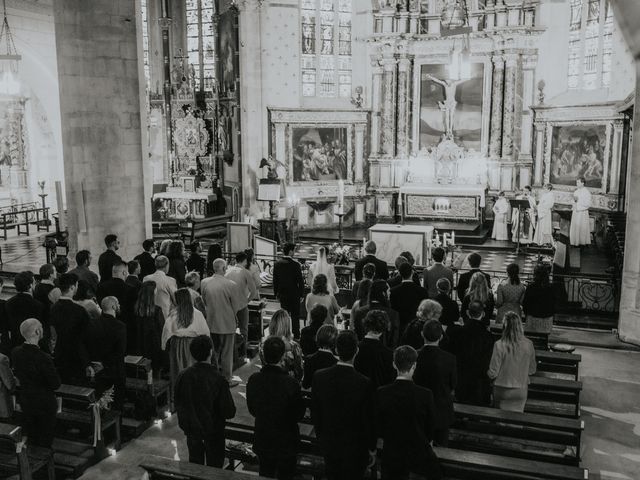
[488,312,536,412]
[461,272,495,326]
[260,309,303,381]
[400,299,443,350]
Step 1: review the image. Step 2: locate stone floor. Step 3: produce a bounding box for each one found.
[76,339,640,480]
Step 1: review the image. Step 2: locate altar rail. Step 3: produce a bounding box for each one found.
[0,202,50,240]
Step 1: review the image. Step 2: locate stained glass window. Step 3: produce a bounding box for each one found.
[186,0,216,92]
[566,0,619,91]
[300,0,352,98]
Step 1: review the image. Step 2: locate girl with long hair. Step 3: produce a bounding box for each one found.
[461,272,495,326]
[522,264,555,332]
[352,280,400,347]
[496,263,525,323]
[307,246,339,294]
[134,281,166,370]
[350,279,372,331]
[488,312,536,412]
[304,273,340,324]
[260,309,303,380]
[167,240,187,287]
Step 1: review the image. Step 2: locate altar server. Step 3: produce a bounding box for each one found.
[511,186,536,244]
[533,184,555,246]
[569,177,592,246]
[491,192,510,241]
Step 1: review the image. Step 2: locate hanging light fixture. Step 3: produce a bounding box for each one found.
[0,0,21,96]
[443,0,472,82]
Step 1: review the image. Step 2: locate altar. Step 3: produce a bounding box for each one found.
[400,184,486,222]
[369,223,434,265]
[152,189,217,220]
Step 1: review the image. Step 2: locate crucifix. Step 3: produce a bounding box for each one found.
[424,73,465,139]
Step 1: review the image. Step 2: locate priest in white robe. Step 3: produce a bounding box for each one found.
[492,191,510,241]
[570,177,592,246]
[533,184,555,245]
[511,186,536,244]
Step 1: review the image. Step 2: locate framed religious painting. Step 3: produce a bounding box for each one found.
[549,124,607,189]
[291,127,348,182]
[218,6,238,96]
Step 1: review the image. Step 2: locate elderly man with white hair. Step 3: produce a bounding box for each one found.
[201,258,244,386]
[11,318,61,448]
[143,255,177,319]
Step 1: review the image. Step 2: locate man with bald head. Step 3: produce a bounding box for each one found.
[201,258,244,386]
[96,261,138,337]
[12,319,61,448]
[85,297,127,409]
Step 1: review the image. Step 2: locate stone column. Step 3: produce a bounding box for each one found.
[380,54,397,157]
[370,61,383,155]
[533,121,546,185]
[53,0,147,258]
[612,0,640,345]
[396,57,412,158]
[489,54,504,158]
[354,124,365,182]
[501,53,518,159]
[519,53,537,162]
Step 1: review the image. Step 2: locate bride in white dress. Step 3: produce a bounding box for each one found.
[307,246,339,295]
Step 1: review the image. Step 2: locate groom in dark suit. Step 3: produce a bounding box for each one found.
[273,243,305,338]
[354,241,389,281]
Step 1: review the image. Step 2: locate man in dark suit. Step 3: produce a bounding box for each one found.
[134,239,156,280]
[272,243,305,338]
[354,240,389,281]
[433,278,460,328]
[247,336,306,479]
[312,331,376,480]
[447,300,494,406]
[50,273,92,384]
[85,296,127,410]
[33,263,56,309]
[351,262,376,301]
[68,250,99,294]
[456,252,492,302]
[98,234,122,283]
[413,320,457,446]
[376,345,442,480]
[354,310,395,388]
[5,271,44,351]
[126,260,142,289]
[390,263,429,335]
[186,241,206,278]
[302,324,338,389]
[12,319,61,448]
[175,335,236,467]
[423,247,454,298]
[97,261,138,326]
[387,253,421,288]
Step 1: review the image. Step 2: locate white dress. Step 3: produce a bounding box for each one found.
[570,187,592,246]
[533,191,555,245]
[307,262,339,295]
[511,195,536,244]
[492,197,510,241]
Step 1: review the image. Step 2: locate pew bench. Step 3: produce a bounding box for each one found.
[139,454,271,479]
[0,423,55,480]
[434,447,588,480]
[451,403,584,465]
[491,325,550,350]
[125,356,171,419]
[527,376,583,418]
[536,350,581,380]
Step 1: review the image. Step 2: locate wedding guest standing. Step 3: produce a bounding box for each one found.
[98,234,122,283]
[423,247,454,299]
[522,265,556,333]
[432,279,459,329]
[570,177,592,246]
[491,191,510,241]
[456,253,491,302]
[68,250,99,293]
[5,272,44,350]
[302,325,338,389]
[300,304,328,356]
[134,281,165,369]
[390,263,428,336]
[495,263,526,323]
[143,256,177,320]
[354,241,389,281]
[488,312,536,412]
[126,261,142,289]
[350,279,372,331]
[352,280,399,348]
[305,274,340,325]
[307,246,339,294]
[167,241,187,288]
[225,252,257,359]
[244,248,262,300]
[260,310,304,381]
[354,310,395,388]
[533,184,555,246]
[461,272,495,326]
[352,263,375,301]
[186,241,206,278]
[401,299,442,351]
[273,243,305,339]
[135,239,157,280]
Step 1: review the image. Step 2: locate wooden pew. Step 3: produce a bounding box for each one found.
[451,403,584,465]
[527,376,583,418]
[0,423,55,480]
[536,350,581,380]
[490,324,550,350]
[434,447,588,480]
[125,356,170,419]
[139,454,271,479]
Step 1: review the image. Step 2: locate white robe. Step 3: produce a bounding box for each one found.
[511,194,536,244]
[492,197,510,241]
[570,187,591,246]
[533,191,555,245]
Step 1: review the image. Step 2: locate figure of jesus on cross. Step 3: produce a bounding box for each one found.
[424,73,466,139]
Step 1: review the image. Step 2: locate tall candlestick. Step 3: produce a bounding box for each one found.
[451,231,455,245]
[337,180,345,210]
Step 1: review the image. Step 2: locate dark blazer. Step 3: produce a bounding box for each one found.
[11,343,61,413]
[354,254,389,281]
[456,268,492,302]
[98,249,123,283]
[168,257,187,288]
[390,281,429,334]
[96,278,138,320]
[273,257,305,304]
[50,298,91,383]
[447,320,494,406]
[413,345,457,430]
[354,338,395,388]
[85,314,127,381]
[299,323,322,357]
[134,251,156,280]
[33,283,55,309]
[186,253,206,278]
[126,275,142,290]
[175,362,236,439]
[375,380,441,479]
[387,271,421,289]
[433,293,460,327]
[461,293,495,326]
[352,302,400,348]
[5,293,44,349]
[247,364,306,457]
[302,350,337,390]
[522,284,556,318]
[312,365,376,461]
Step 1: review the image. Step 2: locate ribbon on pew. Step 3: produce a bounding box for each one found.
[88,402,102,447]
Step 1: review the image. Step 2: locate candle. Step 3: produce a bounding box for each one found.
[337,180,345,210]
[451,231,455,245]
[443,233,449,247]
[398,193,403,205]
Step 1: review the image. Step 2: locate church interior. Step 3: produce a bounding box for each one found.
[0,0,640,479]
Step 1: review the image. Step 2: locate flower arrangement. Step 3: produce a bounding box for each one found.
[329,243,352,265]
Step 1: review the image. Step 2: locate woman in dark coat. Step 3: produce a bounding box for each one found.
[134,281,166,373]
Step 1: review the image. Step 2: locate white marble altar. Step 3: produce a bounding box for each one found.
[368,223,434,265]
[399,184,486,221]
